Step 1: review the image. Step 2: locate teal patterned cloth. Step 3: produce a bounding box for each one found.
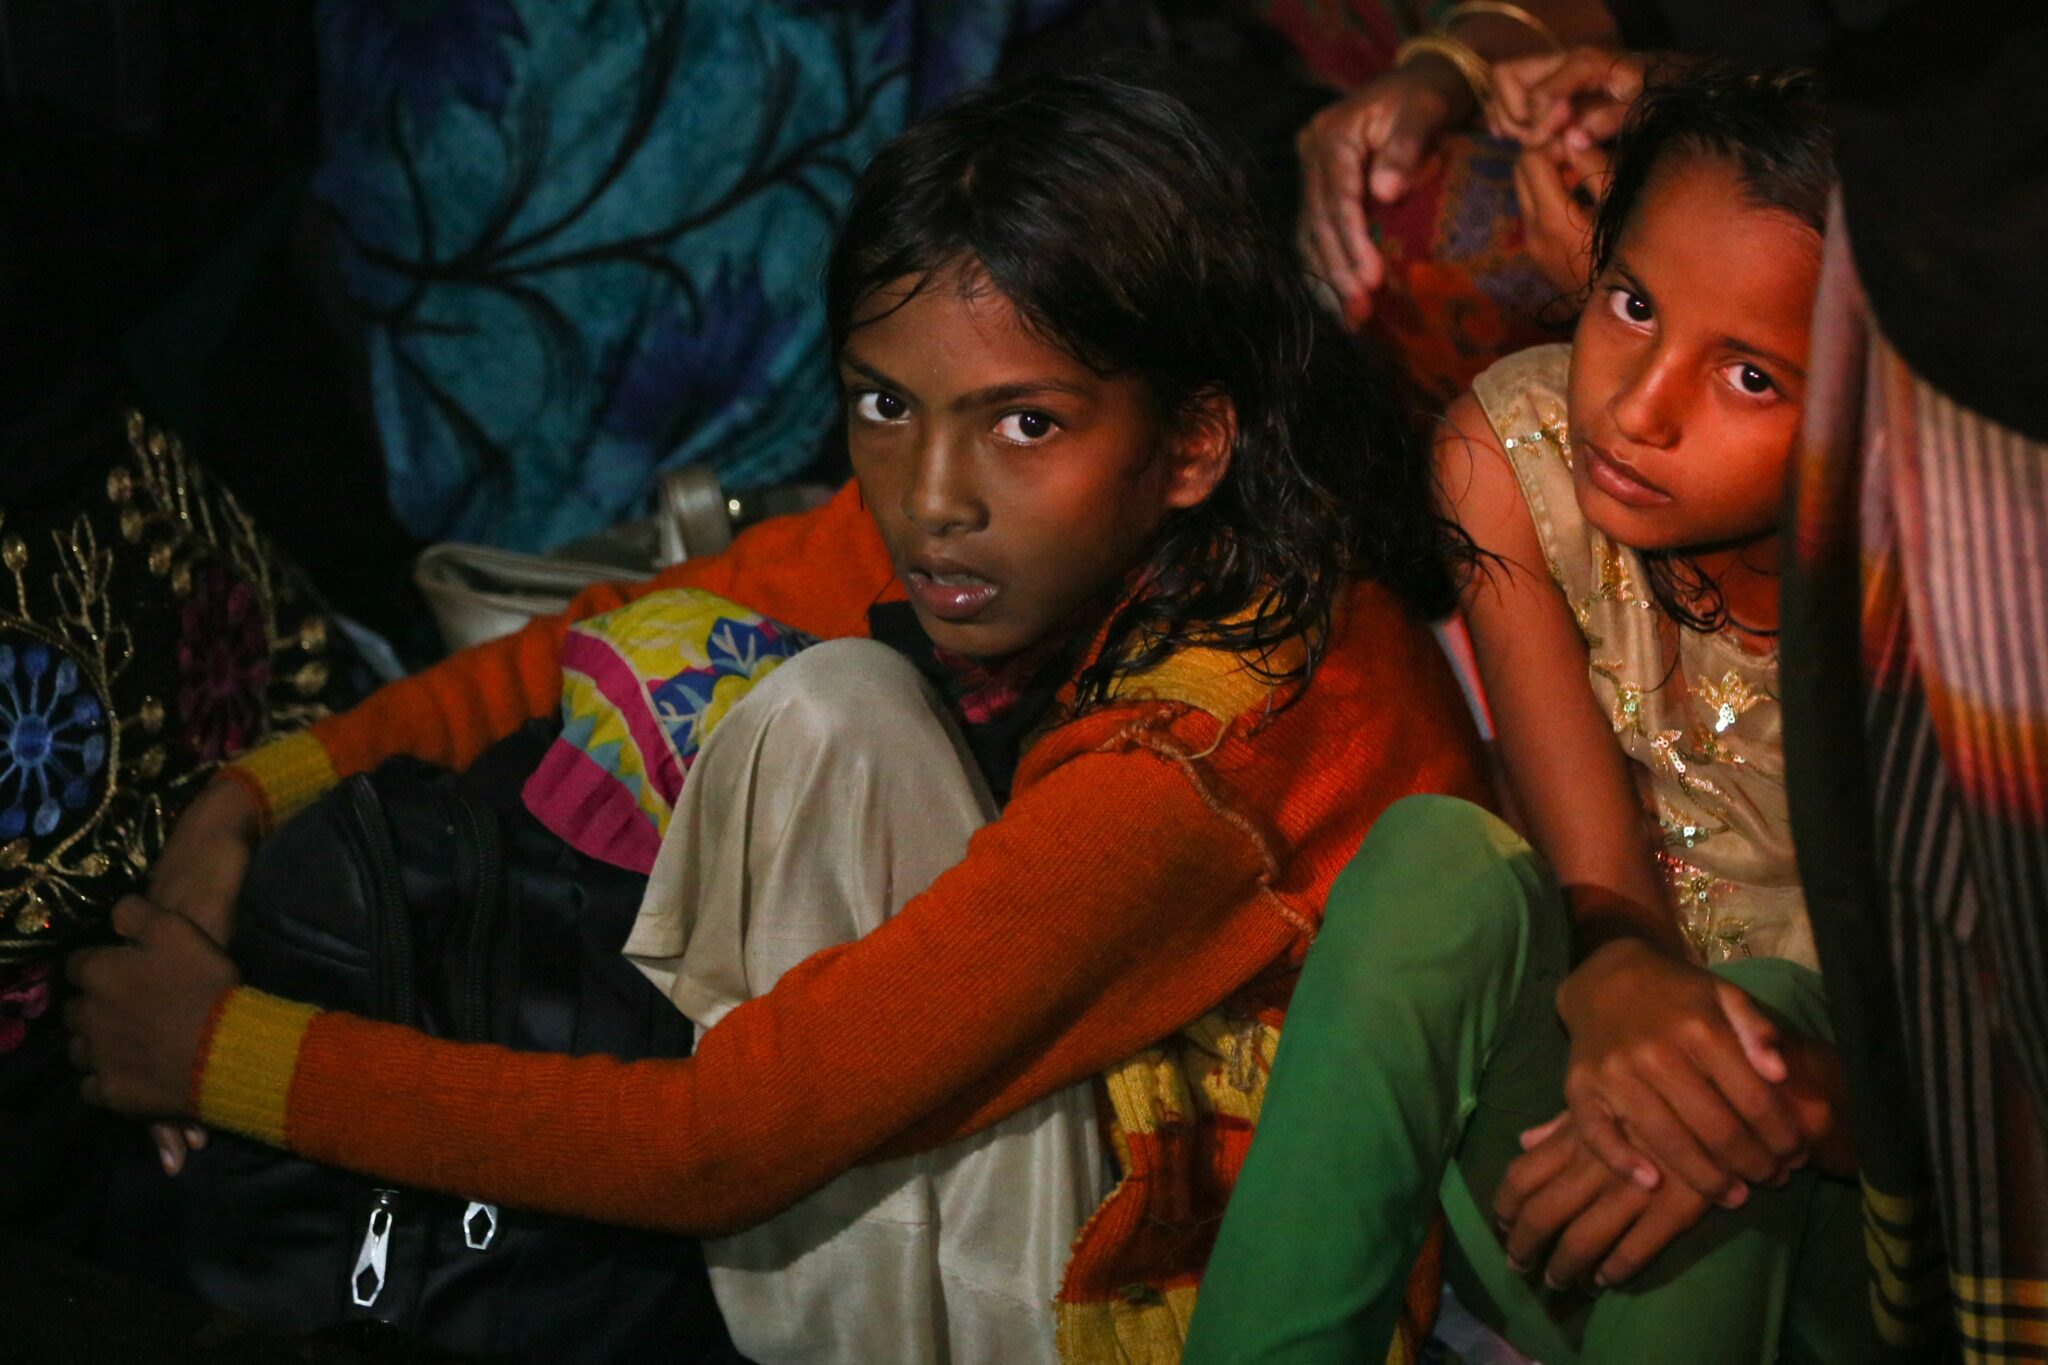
[316,0,1067,551]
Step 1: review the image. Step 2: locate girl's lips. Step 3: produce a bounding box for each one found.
[1580,440,1672,509]
[905,568,1000,622]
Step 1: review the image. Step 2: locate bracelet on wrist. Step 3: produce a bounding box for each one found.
[1393,32,1493,113]
[1442,0,1562,53]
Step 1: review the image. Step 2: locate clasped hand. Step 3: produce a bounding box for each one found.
[65,894,242,1123]
[1496,940,1841,1289]
[64,779,260,1171]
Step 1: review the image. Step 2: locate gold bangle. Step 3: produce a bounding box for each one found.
[1394,32,1493,111]
[1442,1,1562,52]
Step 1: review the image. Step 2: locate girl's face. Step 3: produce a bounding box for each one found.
[1566,155,1821,554]
[841,268,1229,660]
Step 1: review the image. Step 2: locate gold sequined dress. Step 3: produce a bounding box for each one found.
[1471,344,1816,969]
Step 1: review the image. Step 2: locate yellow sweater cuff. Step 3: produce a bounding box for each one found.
[224,729,339,831]
[194,987,321,1148]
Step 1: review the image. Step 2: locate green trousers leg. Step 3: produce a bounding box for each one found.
[1183,796,1878,1365]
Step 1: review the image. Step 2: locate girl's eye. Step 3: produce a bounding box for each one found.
[852,390,908,423]
[1607,287,1653,326]
[1719,361,1779,399]
[994,410,1058,444]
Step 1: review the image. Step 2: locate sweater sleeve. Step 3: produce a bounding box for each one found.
[195,728,1298,1236]
[223,481,889,827]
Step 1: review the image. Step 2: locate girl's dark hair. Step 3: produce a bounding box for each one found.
[1588,61,1835,638]
[827,71,1470,709]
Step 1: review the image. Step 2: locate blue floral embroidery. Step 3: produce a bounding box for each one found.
[0,636,109,844]
[645,618,813,758]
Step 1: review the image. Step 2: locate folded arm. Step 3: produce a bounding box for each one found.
[81,735,1293,1237]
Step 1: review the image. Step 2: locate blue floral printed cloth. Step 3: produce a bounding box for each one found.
[316,0,1070,552]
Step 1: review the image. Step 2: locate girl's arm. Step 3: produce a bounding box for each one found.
[76,743,1294,1233]
[1434,395,1809,1201]
[1434,393,1677,951]
[150,482,891,941]
[72,612,1482,1233]
[226,480,888,830]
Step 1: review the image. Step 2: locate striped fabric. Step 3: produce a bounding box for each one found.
[1784,204,2048,1363]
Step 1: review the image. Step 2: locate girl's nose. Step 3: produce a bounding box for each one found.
[902,434,987,536]
[1608,347,1684,451]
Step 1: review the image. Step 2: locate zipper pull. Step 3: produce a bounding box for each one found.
[352,1189,399,1307]
[462,1200,499,1251]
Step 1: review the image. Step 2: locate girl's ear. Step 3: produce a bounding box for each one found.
[1162,389,1236,511]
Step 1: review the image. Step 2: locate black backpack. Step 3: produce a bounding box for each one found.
[105,722,748,1364]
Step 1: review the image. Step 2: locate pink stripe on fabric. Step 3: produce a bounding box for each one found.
[521,738,664,874]
[558,629,687,805]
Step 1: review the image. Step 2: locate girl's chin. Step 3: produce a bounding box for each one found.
[914,609,1030,662]
[1575,486,1688,554]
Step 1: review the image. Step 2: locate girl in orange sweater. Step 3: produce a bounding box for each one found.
[67,73,1486,1363]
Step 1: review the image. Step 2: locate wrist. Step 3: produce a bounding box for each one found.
[191,987,317,1148]
[1556,934,1660,1023]
[199,773,266,844]
[218,729,337,832]
[1396,51,1481,128]
[1442,11,1551,64]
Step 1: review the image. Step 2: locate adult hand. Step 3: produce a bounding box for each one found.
[1494,1115,1714,1289]
[1490,47,1647,152]
[1554,938,1807,1201]
[1512,143,1603,296]
[66,896,241,1121]
[1296,60,1474,328]
[149,777,262,948]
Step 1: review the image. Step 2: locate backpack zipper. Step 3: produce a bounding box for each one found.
[351,1187,401,1307]
[448,792,505,1251]
[340,779,417,1310]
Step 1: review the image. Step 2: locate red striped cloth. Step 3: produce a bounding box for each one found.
[1784,203,2048,1363]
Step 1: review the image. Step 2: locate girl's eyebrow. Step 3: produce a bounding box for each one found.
[955,379,1094,410]
[838,353,1095,410]
[838,353,899,390]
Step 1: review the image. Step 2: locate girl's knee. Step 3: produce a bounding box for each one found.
[735,638,937,751]
[1323,797,1560,966]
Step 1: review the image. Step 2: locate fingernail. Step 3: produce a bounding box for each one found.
[1720,1183,1749,1209]
[1593,1272,1611,1289]
[1632,1165,1658,1190]
[1565,128,1591,152]
[156,1140,179,1177]
[1506,1255,1529,1275]
[1543,1272,1568,1291]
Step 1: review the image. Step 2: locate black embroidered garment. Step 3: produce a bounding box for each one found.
[0,405,366,965]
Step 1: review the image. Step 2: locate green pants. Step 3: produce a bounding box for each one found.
[1184,796,1876,1365]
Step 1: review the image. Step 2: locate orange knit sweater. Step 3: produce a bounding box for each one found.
[200,480,1487,1360]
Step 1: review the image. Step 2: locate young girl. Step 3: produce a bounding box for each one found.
[65,74,1489,1363]
[1186,66,1878,1363]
